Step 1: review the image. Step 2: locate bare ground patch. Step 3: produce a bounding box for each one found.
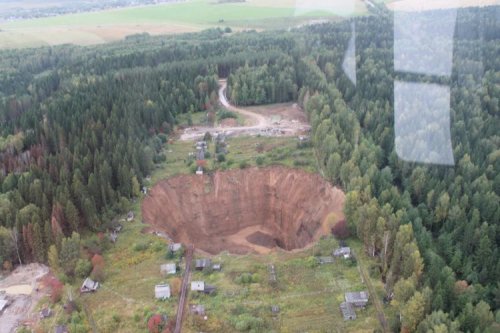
[0,264,49,333]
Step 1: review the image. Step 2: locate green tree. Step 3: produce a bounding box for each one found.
[59,232,81,276]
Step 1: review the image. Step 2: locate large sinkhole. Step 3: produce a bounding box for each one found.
[142,166,345,254]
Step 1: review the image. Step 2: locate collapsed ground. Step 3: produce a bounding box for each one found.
[142,166,345,254]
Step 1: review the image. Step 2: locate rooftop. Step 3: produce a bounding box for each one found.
[345,291,369,303]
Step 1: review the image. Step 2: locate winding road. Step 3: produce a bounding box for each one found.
[179,79,309,141]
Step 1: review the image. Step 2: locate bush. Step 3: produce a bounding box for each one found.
[331,219,350,239]
[235,273,258,284]
[306,256,319,268]
[217,153,226,162]
[239,160,249,169]
[217,109,237,120]
[255,156,265,166]
[91,265,105,282]
[133,241,149,252]
[151,241,164,252]
[293,158,310,166]
[75,259,92,278]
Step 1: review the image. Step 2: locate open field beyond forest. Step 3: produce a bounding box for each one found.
[0,0,366,49]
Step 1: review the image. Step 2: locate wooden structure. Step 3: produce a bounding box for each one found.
[333,247,352,259]
[195,258,212,270]
[80,278,99,293]
[340,302,356,320]
[318,256,334,264]
[155,284,171,300]
[160,263,177,275]
[345,291,369,308]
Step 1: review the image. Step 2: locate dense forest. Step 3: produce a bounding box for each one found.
[0,6,498,332]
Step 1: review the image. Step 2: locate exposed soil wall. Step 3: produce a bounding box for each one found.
[142,166,345,254]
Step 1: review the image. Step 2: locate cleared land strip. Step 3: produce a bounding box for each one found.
[174,244,194,333]
[357,253,389,332]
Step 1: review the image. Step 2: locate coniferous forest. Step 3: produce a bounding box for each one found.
[0,6,498,332]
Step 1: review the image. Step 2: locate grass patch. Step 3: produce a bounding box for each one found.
[213,136,318,173]
[184,237,382,332]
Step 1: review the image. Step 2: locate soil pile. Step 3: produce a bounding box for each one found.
[142,166,344,254]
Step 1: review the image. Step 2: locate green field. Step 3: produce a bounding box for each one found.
[0,0,367,48]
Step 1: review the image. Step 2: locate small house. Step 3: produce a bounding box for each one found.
[127,211,135,222]
[196,141,208,150]
[340,302,356,320]
[333,247,351,259]
[195,258,212,270]
[189,304,205,316]
[55,326,69,333]
[345,291,369,308]
[212,263,222,271]
[191,281,205,291]
[160,263,177,275]
[196,166,203,175]
[191,281,216,295]
[318,256,334,265]
[203,284,217,295]
[80,278,99,293]
[169,243,182,252]
[40,308,52,319]
[271,305,280,314]
[155,284,171,300]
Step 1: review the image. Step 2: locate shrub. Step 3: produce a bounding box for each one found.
[134,241,149,252]
[235,273,258,284]
[170,277,182,296]
[217,110,237,120]
[91,265,105,282]
[75,259,92,278]
[151,241,164,252]
[293,158,310,166]
[331,219,350,239]
[148,314,165,333]
[255,156,265,166]
[91,254,105,269]
[217,153,226,162]
[239,160,249,169]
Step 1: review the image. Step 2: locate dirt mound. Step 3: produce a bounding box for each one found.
[142,166,344,254]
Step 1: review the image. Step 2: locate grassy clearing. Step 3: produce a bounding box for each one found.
[184,237,382,332]
[151,133,317,182]
[0,0,363,48]
[212,135,318,173]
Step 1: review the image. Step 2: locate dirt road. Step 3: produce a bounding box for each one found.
[180,79,310,141]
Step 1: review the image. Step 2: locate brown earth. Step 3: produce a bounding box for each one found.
[142,166,345,254]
